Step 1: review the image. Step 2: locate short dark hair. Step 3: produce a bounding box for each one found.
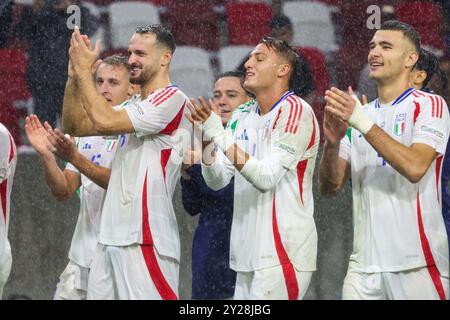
[215,70,253,98]
[414,48,439,89]
[215,70,244,83]
[380,20,420,52]
[270,15,292,31]
[135,24,176,53]
[260,36,298,68]
[259,36,308,97]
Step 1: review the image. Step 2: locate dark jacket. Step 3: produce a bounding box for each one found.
[181,164,236,299]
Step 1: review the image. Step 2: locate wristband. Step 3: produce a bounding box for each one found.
[348,94,374,134]
[239,156,258,181]
[202,112,235,152]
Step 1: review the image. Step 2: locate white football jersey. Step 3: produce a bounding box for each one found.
[0,123,17,261]
[65,135,118,268]
[98,86,191,262]
[339,88,450,276]
[202,92,320,272]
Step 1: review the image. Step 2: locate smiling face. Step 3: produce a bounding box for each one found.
[95,63,131,106]
[127,33,168,86]
[243,43,288,95]
[368,30,418,83]
[212,76,251,125]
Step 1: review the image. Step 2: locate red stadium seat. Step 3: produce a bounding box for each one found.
[395,1,445,53]
[297,47,331,142]
[0,49,32,146]
[225,2,272,46]
[167,0,220,51]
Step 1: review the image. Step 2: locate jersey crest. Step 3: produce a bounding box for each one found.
[394,113,407,136]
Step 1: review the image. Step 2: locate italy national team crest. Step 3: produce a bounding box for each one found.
[394,113,407,136]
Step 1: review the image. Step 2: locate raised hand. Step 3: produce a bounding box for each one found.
[324,86,357,122]
[69,26,101,76]
[209,97,221,116]
[186,96,213,125]
[24,115,56,157]
[68,34,92,79]
[323,106,348,145]
[43,124,77,163]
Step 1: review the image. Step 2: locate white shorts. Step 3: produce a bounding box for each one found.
[0,242,12,300]
[53,261,89,300]
[234,264,313,300]
[87,244,179,300]
[343,261,450,300]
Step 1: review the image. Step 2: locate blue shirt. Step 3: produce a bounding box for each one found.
[181,164,236,299]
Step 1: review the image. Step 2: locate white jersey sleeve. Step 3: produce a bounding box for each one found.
[124,87,188,138]
[338,129,352,163]
[239,97,318,192]
[412,94,450,154]
[271,99,317,170]
[0,130,13,183]
[201,147,235,191]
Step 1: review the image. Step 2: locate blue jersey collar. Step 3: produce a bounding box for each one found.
[375,87,415,109]
[255,90,295,115]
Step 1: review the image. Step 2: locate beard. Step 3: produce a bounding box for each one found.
[130,64,157,85]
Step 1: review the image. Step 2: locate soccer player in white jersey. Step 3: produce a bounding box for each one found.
[24,55,136,300]
[63,24,191,300]
[188,36,320,300]
[0,123,17,299]
[318,21,449,300]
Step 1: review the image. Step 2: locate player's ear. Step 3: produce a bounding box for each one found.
[405,50,419,69]
[160,50,172,67]
[278,63,291,78]
[413,70,427,87]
